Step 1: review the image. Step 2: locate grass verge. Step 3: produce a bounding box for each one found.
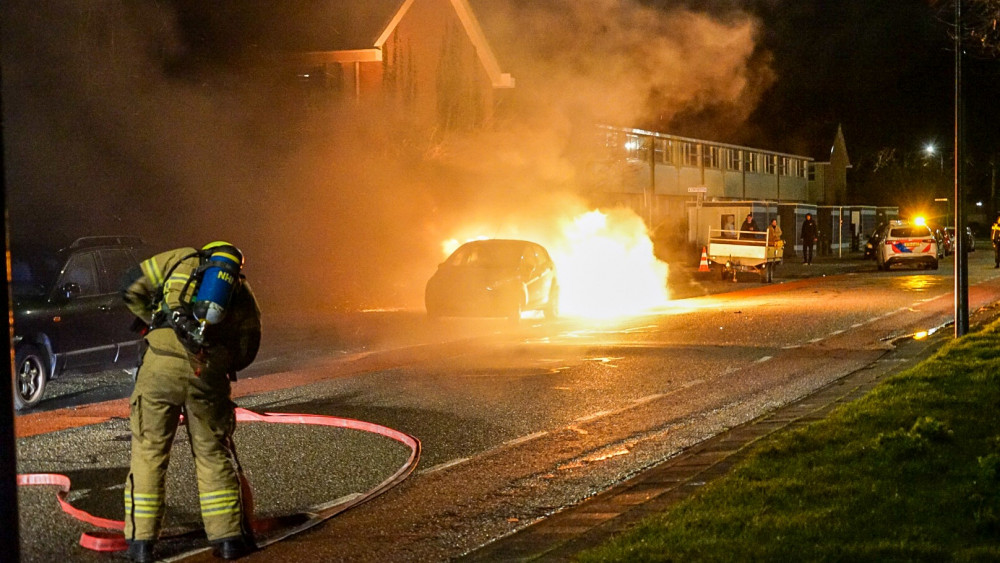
[578,319,1000,562]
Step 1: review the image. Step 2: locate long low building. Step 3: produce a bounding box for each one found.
[587,125,896,257]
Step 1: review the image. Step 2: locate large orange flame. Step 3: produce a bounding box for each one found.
[440,208,670,319]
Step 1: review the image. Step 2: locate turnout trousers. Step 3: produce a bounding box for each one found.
[124,346,250,543]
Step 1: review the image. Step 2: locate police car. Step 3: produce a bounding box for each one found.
[875,219,939,271]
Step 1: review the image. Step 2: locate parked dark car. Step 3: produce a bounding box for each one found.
[425,239,559,322]
[11,236,149,410]
[863,224,888,260]
[945,226,976,252]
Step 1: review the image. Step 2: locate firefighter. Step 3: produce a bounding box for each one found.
[120,242,261,562]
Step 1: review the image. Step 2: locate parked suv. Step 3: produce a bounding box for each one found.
[11,236,150,410]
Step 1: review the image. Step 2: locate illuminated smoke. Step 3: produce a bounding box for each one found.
[3,1,768,319]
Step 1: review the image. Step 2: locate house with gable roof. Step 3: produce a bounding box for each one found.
[277,0,514,132]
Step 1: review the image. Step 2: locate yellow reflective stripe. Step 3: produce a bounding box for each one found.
[199,489,240,516]
[141,258,164,287]
[166,273,192,287]
[124,491,163,518]
[199,489,239,501]
[210,251,240,264]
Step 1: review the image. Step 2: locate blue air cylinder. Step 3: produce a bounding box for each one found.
[192,244,243,326]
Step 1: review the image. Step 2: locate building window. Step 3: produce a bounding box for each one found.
[681,142,700,166]
[808,163,816,181]
[624,134,643,161]
[706,146,721,169]
[788,159,803,178]
[765,155,777,175]
[746,152,759,173]
[656,138,675,164]
[726,149,743,171]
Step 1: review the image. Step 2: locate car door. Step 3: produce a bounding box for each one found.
[523,244,552,308]
[52,250,118,371]
[96,247,144,366]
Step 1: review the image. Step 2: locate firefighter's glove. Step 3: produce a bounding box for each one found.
[170,310,205,354]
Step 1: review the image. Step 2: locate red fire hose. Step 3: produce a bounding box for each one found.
[17,407,421,553]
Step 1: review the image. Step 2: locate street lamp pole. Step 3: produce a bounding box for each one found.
[954,0,969,336]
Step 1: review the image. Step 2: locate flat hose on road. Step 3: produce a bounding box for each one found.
[16,407,422,554]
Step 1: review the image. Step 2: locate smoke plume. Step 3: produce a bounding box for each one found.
[3,0,769,320]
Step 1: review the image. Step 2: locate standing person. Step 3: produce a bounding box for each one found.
[120,242,262,562]
[767,218,783,247]
[801,213,819,264]
[991,215,1000,268]
[739,213,759,239]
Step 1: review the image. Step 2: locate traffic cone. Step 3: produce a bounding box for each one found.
[698,246,710,272]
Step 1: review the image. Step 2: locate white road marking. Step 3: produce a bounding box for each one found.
[575,410,613,423]
[420,457,470,475]
[632,393,666,405]
[504,431,548,447]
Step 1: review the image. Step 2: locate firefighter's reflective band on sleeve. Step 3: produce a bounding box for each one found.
[141,258,164,287]
[165,273,194,301]
[124,491,163,520]
[199,489,241,517]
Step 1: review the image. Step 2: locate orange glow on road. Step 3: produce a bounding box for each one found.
[441,208,670,319]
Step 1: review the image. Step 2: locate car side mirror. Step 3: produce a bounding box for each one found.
[60,282,81,299]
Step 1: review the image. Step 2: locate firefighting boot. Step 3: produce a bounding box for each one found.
[127,540,155,563]
[213,535,256,560]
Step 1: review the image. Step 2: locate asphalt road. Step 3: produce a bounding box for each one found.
[14,248,1000,562]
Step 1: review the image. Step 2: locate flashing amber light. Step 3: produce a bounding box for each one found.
[913,216,926,226]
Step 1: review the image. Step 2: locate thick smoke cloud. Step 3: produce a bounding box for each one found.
[3,1,768,321]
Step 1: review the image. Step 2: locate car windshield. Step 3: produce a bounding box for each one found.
[446,241,524,268]
[889,226,931,238]
[10,248,63,298]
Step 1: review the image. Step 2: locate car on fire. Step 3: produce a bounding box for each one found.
[11,236,150,410]
[874,220,939,271]
[425,239,559,322]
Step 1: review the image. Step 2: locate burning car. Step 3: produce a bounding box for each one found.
[425,239,559,322]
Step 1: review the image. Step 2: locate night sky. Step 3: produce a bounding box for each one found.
[663,1,996,182]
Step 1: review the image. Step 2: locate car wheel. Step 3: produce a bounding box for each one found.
[543,285,560,320]
[931,259,939,270]
[14,345,49,411]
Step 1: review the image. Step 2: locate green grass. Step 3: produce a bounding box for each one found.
[578,321,1000,563]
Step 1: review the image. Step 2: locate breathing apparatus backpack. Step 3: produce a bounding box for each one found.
[150,243,255,361]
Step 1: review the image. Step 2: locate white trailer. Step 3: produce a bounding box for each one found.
[707,228,783,282]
